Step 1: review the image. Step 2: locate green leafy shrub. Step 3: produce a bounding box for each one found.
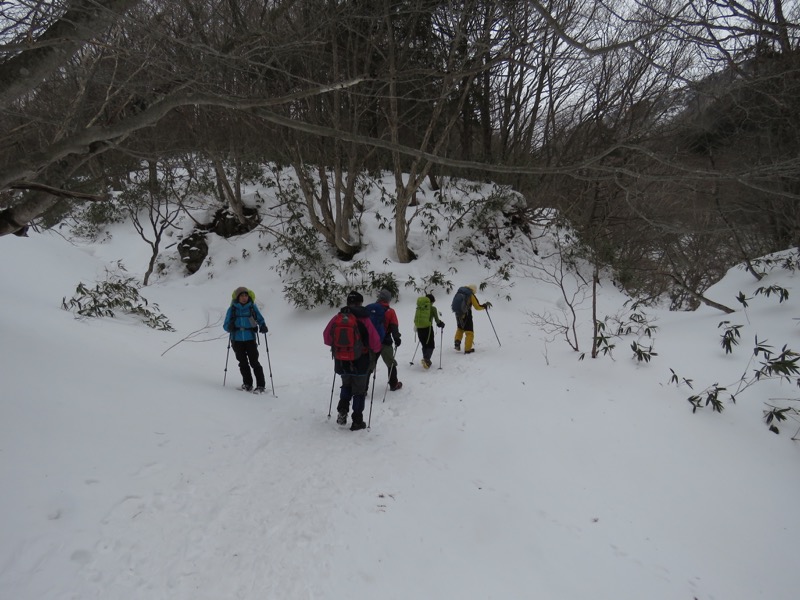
[630,341,657,363]
[69,199,126,240]
[611,300,658,338]
[268,217,401,309]
[718,321,742,354]
[681,336,800,434]
[403,270,454,296]
[261,177,405,309]
[736,284,790,309]
[592,322,616,357]
[754,285,790,303]
[62,270,174,331]
[688,384,726,413]
[590,300,657,360]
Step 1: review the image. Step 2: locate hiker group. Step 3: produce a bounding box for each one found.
[323,284,494,430]
[224,283,495,431]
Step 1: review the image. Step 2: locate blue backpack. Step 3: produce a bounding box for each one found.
[365,302,388,341]
[451,287,473,316]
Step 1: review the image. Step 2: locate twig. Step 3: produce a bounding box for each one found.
[161,317,224,356]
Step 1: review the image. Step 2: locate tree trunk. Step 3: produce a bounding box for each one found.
[213,156,247,224]
[665,273,736,314]
[142,232,160,286]
[591,263,599,358]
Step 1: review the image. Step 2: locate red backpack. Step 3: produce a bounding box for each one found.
[331,308,364,361]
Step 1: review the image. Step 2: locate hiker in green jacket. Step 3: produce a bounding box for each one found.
[414,293,445,369]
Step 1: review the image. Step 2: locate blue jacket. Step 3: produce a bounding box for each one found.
[223,301,266,342]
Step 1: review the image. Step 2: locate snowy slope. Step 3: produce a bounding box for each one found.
[1,178,799,600]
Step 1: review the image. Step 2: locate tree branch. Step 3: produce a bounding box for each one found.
[0,0,140,108]
[9,181,107,201]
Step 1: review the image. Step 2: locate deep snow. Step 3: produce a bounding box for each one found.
[1,178,799,600]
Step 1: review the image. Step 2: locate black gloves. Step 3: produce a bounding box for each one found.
[259,324,268,333]
[437,321,445,329]
[395,337,402,347]
[483,302,493,310]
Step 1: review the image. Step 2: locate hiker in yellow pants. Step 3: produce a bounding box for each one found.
[453,285,492,354]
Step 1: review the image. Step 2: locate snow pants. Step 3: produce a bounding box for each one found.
[232,339,266,388]
[454,311,475,352]
[335,353,372,418]
[371,344,399,387]
[417,326,436,361]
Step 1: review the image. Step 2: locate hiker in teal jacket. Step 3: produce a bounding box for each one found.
[224,286,268,392]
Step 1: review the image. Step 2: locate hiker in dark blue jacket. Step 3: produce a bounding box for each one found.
[366,288,403,390]
[224,286,268,393]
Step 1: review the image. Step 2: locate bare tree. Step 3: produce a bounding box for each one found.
[1,0,799,320]
[119,159,183,285]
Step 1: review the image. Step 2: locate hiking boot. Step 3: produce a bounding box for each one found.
[464,349,475,354]
[336,412,347,425]
[454,340,461,351]
[254,387,266,394]
[421,359,432,369]
[241,384,253,391]
[350,411,366,431]
[390,381,403,391]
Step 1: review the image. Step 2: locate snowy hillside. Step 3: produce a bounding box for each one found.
[1,175,799,600]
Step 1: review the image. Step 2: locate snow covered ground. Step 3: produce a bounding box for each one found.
[1,179,799,600]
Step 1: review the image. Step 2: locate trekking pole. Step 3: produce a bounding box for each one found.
[438,326,444,370]
[485,307,501,347]
[223,334,232,386]
[409,341,420,365]
[382,346,397,403]
[368,367,377,429]
[381,377,391,403]
[263,332,276,396]
[327,370,336,418]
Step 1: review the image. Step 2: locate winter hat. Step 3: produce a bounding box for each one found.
[467,284,477,293]
[347,291,364,306]
[233,286,252,301]
[378,288,392,302]
[426,293,436,304]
